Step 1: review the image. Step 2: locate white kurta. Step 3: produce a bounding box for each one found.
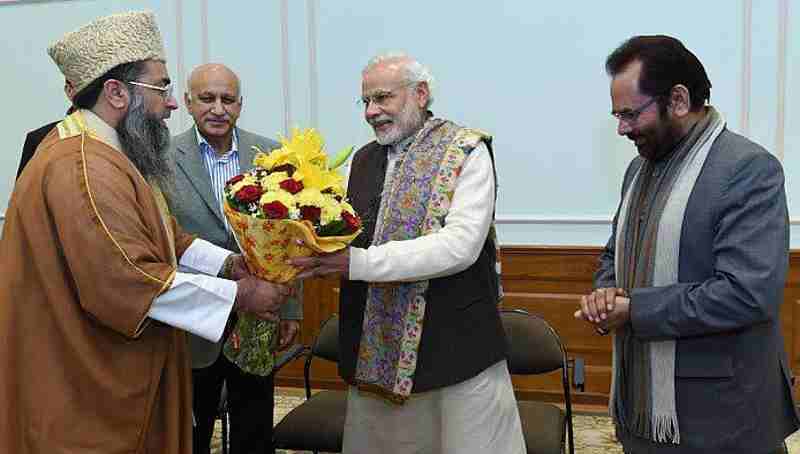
[343,140,525,453]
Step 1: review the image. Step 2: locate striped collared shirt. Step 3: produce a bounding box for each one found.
[196,127,241,232]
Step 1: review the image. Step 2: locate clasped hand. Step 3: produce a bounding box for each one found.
[574,287,631,334]
[228,254,294,322]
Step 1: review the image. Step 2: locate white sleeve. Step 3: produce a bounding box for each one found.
[178,238,232,275]
[147,272,237,342]
[349,144,495,282]
[146,238,237,342]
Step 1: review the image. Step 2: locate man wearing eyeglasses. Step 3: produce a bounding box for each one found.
[574,35,799,454]
[0,12,292,454]
[165,63,302,454]
[290,52,525,453]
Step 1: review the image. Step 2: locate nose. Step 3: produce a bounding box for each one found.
[212,98,225,115]
[364,101,381,120]
[617,118,632,136]
[165,94,178,110]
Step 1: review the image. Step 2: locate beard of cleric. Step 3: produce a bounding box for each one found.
[116,89,173,186]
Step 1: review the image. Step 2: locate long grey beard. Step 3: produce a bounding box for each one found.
[116,92,173,186]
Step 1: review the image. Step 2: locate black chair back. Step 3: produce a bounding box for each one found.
[502,309,566,375]
[312,315,340,363]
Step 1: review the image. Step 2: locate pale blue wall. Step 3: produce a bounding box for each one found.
[1,0,797,246]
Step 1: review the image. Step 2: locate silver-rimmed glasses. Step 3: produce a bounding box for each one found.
[357,81,416,108]
[127,81,174,100]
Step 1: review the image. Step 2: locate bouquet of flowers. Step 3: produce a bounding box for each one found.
[221,128,361,375]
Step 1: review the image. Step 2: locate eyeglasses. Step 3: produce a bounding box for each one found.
[612,96,659,123]
[127,81,174,100]
[358,81,416,108]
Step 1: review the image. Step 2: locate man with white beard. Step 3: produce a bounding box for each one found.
[290,53,525,453]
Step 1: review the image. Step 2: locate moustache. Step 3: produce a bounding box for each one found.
[368,115,393,126]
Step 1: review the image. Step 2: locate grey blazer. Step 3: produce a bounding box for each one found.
[595,128,800,454]
[166,127,302,369]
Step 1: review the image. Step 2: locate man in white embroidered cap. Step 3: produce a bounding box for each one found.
[0,11,292,454]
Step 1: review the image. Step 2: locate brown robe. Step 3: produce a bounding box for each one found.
[0,117,197,453]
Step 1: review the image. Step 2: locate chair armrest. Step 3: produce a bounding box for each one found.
[273,344,309,373]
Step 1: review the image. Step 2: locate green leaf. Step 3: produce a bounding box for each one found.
[329,145,354,170]
[318,219,346,236]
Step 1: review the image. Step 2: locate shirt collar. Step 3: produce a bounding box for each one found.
[196,126,239,158]
[80,109,122,152]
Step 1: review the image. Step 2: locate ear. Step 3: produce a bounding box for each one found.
[103,79,130,110]
[414,81,430,110]
[64,80,76,101]
[184,91,192,108]
[667,84,691,118]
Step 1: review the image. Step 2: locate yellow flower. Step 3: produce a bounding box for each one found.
[296,187,324,208]
[320,196,343,225]
[279,128,327,167]
[259,171,290,192]
[253,147,299,171]
[320,169,345,195]
[259,190,298,215]
[229,174,260,194]
[293,159,325,190]
[340,200,355,214]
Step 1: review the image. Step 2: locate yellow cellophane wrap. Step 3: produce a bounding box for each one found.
[223,200,361,282]
[221,199,361,376]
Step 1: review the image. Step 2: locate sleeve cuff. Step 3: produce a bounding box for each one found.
[180,238,233,276]
[348,247,367,281]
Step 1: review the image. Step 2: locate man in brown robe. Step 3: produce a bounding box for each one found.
[0,11,289,454]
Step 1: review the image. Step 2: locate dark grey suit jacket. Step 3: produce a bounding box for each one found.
[595,128,799,453]
[166,127,302,369]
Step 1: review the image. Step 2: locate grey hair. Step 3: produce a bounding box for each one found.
[363,52,435,109]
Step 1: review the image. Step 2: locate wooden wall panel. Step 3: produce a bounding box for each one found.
[277,246,800,406]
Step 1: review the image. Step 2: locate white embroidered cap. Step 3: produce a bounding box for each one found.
[47,11,166,94]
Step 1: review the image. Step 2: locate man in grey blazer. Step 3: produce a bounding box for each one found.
[165,63,302,454]
[575,36,799,454]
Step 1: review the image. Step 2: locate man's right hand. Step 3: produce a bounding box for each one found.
[234,276,292,322]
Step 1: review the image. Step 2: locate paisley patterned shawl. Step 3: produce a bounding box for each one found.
[354,118,495,403]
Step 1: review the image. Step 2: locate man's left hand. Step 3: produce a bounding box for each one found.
[289,249,350,280]
[574,297,631,332]
[277,320,300,351]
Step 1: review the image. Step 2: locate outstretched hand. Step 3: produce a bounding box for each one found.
[289,249,350,280]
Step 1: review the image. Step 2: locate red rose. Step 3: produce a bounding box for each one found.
[300,206,321,223]
[342,211,361,233]
[262,201,289,219]
[234,185,263,204]
[279,178,304,194]
[226,174,245,186]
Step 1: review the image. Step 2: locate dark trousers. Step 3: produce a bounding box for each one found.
[192,354,275,454]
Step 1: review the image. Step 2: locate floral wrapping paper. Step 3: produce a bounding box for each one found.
[222,200,360,375]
